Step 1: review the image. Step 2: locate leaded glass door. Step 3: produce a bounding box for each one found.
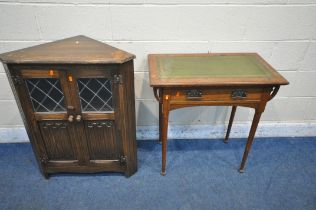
[16,68,80,165]
[13,66,124,169]
[71,68,123,164]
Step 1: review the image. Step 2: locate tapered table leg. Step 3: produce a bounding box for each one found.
[161,95,170,176]
[158,101,162,144]
[224,106,237,143]
[239,109,262,173]
[153,88,163,144]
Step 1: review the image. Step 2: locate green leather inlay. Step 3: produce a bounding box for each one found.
[157,55,271,79]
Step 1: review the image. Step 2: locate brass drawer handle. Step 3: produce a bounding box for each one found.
[231,89,247,100]
[186,89,202,99]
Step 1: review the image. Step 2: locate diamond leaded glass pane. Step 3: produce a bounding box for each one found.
[25,78,66,112]
[77,78,113,112]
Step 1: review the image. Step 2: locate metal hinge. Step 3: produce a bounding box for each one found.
[12,75,23,85]
[113,74,123,84]
[119,155,127,166]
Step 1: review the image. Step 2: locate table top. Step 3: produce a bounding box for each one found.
[148,53,289,87]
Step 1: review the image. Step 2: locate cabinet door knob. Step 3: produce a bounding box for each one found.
[76,115,82,122]
[68,115,74,122]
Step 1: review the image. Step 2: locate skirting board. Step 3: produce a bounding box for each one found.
[1,123,316,143]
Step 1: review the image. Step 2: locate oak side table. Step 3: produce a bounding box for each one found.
[148,53,288,175]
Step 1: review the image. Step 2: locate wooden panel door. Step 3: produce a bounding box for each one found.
[14,68,80,165]
[71,66,124,167]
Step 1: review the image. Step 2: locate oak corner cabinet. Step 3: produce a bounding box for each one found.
[0,36,137,178]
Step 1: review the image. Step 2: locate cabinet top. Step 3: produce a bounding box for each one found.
[0,36,135,64]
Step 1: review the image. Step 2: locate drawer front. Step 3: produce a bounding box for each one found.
[169,88,264,102]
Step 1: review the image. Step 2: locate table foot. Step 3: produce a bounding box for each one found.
[223,139,229,144]
[238,169,244,173]
[161,171,166,176]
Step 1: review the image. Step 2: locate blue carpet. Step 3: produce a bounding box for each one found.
[0,137,316,210]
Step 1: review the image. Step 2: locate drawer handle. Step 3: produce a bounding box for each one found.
[231,89,247,100]
[186,89,202,99]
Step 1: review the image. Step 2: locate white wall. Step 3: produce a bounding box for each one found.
[0,0,316,141]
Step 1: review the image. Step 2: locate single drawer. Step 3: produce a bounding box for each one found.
[169,87,264,102]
